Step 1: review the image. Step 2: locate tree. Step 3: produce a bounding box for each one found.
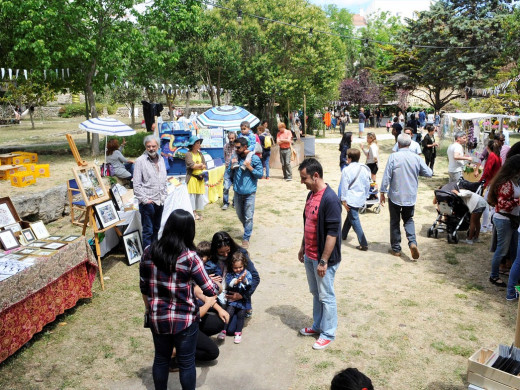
[105,84,144,127]
[339,69,382,108]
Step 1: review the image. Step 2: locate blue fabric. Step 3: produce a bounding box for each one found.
[388,199,416,253]
[261,151,270,178]
[342,207,368,247]
[225,270,252,310]
[339,162,371,208]
[139,203,164,249]
[204,260,222,277]
[304,255,339,340]
[151,322,198,390]
[223,168,233,206]
[235,193,256,241]
[238,132,257,152]
[380,149,432,206]
[508,234,520,298]
[228,154,263,195]
[491,216,516,279]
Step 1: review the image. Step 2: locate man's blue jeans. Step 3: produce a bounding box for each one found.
[342,206,368,247]
[151,322,199,390]
[223,168,233,206]
[491,216,517,279]
[508,235,520,298]
[261,152,270,178]
[388,199,416,253]
[139,202,164,249]
[304,255,339,340]
[235,192,256,241]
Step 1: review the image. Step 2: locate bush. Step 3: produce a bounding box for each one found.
[59,103,119,118]
[101,132,150,157]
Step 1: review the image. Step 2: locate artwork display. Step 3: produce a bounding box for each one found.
[29,221,50,240]
[93,200,120,229]
[42,242,66,250]
[4,222,22,234]
[46,235,64,241]
[33,249,57,257]
[123,230,143,265]
[17,248,39,255]
[61,235,81,242]
[110,185,124,211]
[71,164,109,206]
[21,228,36,243]
[27,241,47,248]
[0,229,20,251]
[0,203,16,229]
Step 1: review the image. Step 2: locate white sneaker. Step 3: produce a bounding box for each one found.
[463,239,473,245]
[234,332,242,344]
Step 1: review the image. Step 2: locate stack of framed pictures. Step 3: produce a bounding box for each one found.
[122,230,143,266]
[71,164,109,206]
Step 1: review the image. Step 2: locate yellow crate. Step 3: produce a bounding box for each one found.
[0,165,25,180]
[35,164,50,178]
[13,151,38,163]
[21,163,36,173]
[10,171,36,187]
[0,153,21,165]
[12,154,32,165]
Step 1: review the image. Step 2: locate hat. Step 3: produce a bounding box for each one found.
[187,135,203,146]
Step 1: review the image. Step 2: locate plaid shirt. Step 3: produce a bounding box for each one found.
[140,248,219,335]
[133,152,167,205]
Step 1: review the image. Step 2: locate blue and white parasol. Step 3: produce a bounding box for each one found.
[196,105,260,132]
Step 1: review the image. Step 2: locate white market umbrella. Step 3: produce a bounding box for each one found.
[196,105,260,132]
[79,117,136,161]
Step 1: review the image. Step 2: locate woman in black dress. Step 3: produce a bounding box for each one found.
[421,125,438,173]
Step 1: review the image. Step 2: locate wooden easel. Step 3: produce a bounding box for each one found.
[81,205,124,291]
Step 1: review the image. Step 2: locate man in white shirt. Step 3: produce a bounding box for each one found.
[392,128,422,155]
[339,148,371,250]
[447,131,472,183]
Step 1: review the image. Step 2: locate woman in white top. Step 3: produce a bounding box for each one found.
[361,132,379,182]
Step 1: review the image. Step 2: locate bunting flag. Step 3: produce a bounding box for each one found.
[15,69,19,79]
[467,72,520,97]
[44,69,46,80]
[1,68,4,79]
[23,69,27,79]
[8,69,12,79]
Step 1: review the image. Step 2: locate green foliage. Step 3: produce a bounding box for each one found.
[105,132,149,158]
[59,103,118,118]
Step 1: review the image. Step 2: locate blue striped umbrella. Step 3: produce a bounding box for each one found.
[196,105,260,132]
[79,117,136,136]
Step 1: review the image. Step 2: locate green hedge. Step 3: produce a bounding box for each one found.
[59,103,119,118]
[101,131,149,157]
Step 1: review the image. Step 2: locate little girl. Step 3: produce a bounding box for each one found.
[217,252,252,344]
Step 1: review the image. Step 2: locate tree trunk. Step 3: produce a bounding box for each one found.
[205,69,216,106]
[29,109,35,129]
[130,102,135,127]
[185,90,190,117]
[84,88,91,145]
[86,61,99,156]
[216,69,221,106]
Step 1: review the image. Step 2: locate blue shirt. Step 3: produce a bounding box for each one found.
[380,148,432,206]
[339,163,371,208]
[239,132,257,152]
[419,111,426,122]
[228,153,263,195]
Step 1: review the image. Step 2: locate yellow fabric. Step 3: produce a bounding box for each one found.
[207,165,225,203]
[187,153,205,195]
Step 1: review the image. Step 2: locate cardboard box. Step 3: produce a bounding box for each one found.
[467,347,520,390]
[13,151,38,163]
[0,165,24,180]
[34,164,50,178]
[10,171,36,187]
[0,153,21,165]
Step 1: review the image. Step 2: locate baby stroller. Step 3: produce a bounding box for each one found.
[427,179,484,244]
[359,182,381,214]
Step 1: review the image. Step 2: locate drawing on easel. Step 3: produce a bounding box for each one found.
[72,164,109,206]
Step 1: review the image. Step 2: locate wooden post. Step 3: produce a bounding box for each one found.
[303,94,307,135]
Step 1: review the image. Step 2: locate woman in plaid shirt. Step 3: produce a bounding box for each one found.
[140,209,220,390]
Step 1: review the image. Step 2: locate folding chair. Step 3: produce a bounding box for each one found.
[67,179,87,226]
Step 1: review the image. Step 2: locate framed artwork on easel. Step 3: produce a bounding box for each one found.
[71,164,109,206]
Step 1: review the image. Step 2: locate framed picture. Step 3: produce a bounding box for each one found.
[33,249,57,257]
[42,242,66,250]
[72,164,109,206]
[17,233,28,246]
[61,235,81,242]
[27,241,47,248]
[110,185,124,211]
[93,200,120,229]
[0,229,20,251]
[123,230,143,265]
[4,253,25,261]
[4,222,22,234]
[17,247,39,255]
[21,228,36,243]
[29,221,49,240]
[46,235,63,241]
[0,202,17,229]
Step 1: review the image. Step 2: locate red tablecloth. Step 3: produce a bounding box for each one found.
[0,237,97,363]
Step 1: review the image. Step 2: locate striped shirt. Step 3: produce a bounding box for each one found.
[140,248,220,335]
[133,152,167,205]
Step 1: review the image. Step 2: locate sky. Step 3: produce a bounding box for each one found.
[309,0,371,14]
[309,0,433,18]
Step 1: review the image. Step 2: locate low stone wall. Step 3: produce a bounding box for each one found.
[12,185,69,224]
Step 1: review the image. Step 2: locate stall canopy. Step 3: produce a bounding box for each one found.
[196,105,260,132]
[79,117,136,136]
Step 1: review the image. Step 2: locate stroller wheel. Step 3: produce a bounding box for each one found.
[374,205,381,214]
[447,234,453,244]
[434,229,438,238]
[452,233,459,244]
[427,227,434,238]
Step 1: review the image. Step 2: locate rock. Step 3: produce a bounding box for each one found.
[12,184,68,223]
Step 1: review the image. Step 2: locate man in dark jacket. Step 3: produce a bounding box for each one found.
[297,158,342,350]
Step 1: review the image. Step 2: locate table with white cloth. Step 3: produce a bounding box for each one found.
[158,183,193,239]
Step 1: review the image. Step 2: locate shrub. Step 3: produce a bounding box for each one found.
[102,132,150,157]
[59,103,119,118]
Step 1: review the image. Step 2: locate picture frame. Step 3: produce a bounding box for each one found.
[71,164,109,206]
[61,235,81,242]
[29,221,50,240]
[123,230,143,265]
[17,247,39,255]
[110,185,124,211]
[42,242,66,250]
[0,202,17,229]
[17,232,28,246]
[33,249,58,257]
[4,253,25,261]
[46,235,64,241]
[4,222,22,234]
[21,228,36,243]
[93,200,120,229]
[27,241,47,248]
[0,229,20,251]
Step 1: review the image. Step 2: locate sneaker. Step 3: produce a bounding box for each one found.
[506,291,519,301]
[388,249,401,257]
[241,240,249,249]
[299,327,319,336]
[234,332,242,344]
[312,337,332,350]
[217,330,226,340]
[463,239,474,245]
[231,162,239,170]
[265,177,270,180]
[245,309,253,318]
[286,178,292,182]
[409,243,420,260]
[221,204,229,210]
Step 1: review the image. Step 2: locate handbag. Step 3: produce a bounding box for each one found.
[100,162,113,177]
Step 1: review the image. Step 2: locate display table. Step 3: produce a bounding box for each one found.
[207,165,225,203]
[0,237,97,363]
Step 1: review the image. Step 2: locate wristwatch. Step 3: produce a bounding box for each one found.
[319,259,327,266]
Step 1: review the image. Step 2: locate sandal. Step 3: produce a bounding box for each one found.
[356,245,368,251]
[489,277,506,287]
[194,214,201,221]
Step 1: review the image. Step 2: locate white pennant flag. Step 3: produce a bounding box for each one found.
[8,69,12,79]
[1,68,4,79]
[105,73,108,82]
[62,69,65,80]
[67,68,70,77]
[15,69,19,79]
[44,69,47,80]
[23,69,27,79]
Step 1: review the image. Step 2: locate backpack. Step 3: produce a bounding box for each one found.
[264,135,272,149]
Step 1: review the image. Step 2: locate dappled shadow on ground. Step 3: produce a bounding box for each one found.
[266,304,312,332]
[424,381,466,390]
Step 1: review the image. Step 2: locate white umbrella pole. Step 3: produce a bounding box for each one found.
[105,135,107,163]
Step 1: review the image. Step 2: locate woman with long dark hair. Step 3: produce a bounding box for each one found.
[487,156,520,288]
[140,210,219,390]
[210,231,260,331]
[339,132,352,171]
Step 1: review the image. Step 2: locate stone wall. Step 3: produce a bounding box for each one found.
[12,185,69,223]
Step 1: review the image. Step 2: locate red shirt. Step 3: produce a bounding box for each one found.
[304,187,326,260]
[481,152,501,187]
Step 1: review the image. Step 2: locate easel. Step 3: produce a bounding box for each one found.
[67,134,124,290]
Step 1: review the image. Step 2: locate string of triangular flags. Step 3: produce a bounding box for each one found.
[466,73,520,97]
